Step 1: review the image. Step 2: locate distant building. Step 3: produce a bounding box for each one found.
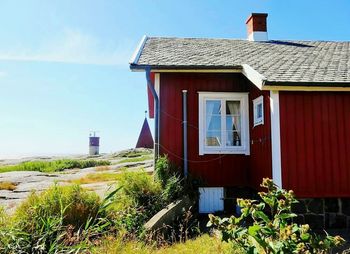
[89,132,100,155]
[136,118,153,149]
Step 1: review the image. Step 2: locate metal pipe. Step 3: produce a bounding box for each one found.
[145,67,160,163]
[182,90,188,178]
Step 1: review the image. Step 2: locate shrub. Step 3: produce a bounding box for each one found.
[111,170,165,238]
[155,155,186,204]
[0,184,120,253]
[155,155,178,188]
[208,178,345,254]
[162,175,183,202]
[118,170,162,209]
[14,184,101,231]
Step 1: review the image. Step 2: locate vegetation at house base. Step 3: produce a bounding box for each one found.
[0,159,111,173]
[208,178,345,254]
[110,157,188,240]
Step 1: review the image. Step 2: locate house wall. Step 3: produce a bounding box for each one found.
[279,91,350,198]
[158,72,272,189]
[249,86,273,189]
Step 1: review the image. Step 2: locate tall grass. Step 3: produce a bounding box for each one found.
[93,234,237,254]
[0,159,111,173]
[0,184,120,253]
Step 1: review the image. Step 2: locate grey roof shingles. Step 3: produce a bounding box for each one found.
[131,37,350,85]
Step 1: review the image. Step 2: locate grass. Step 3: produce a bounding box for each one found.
[117,155,153,164]
[117,149,152,158]
[92,234,238,254]
[0,159,111,173]
[95,165,111,171]
[0,181,17,191]
[68,172,121,184]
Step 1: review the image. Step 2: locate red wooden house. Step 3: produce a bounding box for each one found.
[129,13,350,215]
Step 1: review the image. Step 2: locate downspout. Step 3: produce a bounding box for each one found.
[182,90,188,178]
[145,67,160,163]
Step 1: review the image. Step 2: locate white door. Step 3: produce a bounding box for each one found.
[199,187,224,213]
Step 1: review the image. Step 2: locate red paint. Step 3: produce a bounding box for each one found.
[248,86,273,189]
[280,91,350,197]
[158,73,272,188]
[136,118,154,149]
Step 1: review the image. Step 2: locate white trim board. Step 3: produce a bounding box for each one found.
[198,92,250,155]
[154,73,160,99]
[129,35,148,65]
[270,91,282,187]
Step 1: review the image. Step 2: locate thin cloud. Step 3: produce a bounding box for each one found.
[0,29,134,66]
[0,71,7,77]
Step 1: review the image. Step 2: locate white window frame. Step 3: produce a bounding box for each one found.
[253,95,264,127]
[198,92,250,155]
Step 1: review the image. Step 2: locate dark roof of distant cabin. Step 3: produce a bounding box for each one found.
[130,37,350,86]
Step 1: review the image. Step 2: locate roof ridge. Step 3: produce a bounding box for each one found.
[146,36,350,43]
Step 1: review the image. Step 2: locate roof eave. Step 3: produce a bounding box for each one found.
[129,64,243,72]
[264,80,350,87]
[129,35,148,66]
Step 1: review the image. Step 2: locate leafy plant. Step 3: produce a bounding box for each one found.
[207,178,345,254]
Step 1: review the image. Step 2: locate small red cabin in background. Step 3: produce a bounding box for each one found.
[130,13,350,216]
[135,117,154,149]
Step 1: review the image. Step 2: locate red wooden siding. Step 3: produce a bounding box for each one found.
[280,91,350,197]
[158,73,272,188]
[248,87,273,189]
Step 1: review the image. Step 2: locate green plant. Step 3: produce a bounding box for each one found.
[155,155,185,204]
[14,184,101,230]
[118,170,162,209]
[162,175,183,202]
[207,178,345,254]
[155,155,178,188]
[0,184,121,253]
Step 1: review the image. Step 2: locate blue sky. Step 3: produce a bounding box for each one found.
[0,0,349,158]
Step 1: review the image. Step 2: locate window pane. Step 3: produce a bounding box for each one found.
[225,131,241,146]
[206,100,221,115]
[226,101,241,146]
[257,103,263,118]
[205,100,221,147]
[226,101,240,115]
[206,131,221,146]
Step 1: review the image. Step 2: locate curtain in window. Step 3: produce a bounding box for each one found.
[205,100,221,146]
[226,101,241,146]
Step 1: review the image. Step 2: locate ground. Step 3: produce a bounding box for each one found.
[0,148,153,213]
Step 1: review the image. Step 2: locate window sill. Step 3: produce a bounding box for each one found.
[199,148,250,155]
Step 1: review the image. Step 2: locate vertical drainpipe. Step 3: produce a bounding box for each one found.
[145,67,159,163]
[182,90,188,178]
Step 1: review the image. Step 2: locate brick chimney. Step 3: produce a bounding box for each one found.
[246,13,268,41]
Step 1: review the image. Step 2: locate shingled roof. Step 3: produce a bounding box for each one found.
[130,37,350,87]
